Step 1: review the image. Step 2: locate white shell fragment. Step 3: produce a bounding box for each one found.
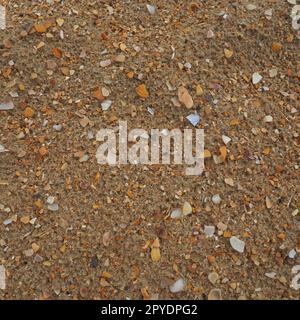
[212,194,221,205]
[171,208,182,219]
[186,114,200,127]
[208,288,222,300]
[101,100,112,111]
[204,225,215,237]
[100,59,112,68]
[291,265,300,291]
[0,144,8,153]
[265,9,273,20]
[222,135,231,145]
[182,201,192,215]
[146,4,156,15]
[252,72,263,84]
[265,272,276,279]
[289,249,297,259]
[246,4,257,11]
[269,68,278,78]
[48,203,59,211]
[230,236,245,253]
[264,115,273,123]
[0,101,14,110]
[169,278,185,293]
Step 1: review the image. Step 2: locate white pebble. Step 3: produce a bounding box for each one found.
[47,196,55,205]
[171,208,182,219]
[289,249,297,259]
[252,72,262,84]
[230,236,245,253]
[182,202,192,215]
[222,135,231,145]
[146,4,156,15]
[264,115,273,123]
[186,114,200,127]
[48,203,59,212]
[169,278,185,293]
[204,225,215,237]
[100,59,111,68]
[265,272,276,279]
[101,100,112,111]
[53,124,62,131]
[212,194,221,205]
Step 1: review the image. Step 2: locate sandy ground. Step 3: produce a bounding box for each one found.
[0,0,300,300]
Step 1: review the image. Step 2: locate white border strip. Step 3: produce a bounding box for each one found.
[0,5,5,30]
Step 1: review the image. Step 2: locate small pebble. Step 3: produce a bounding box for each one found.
[48,203,59,211]
[169,278,185,293]
[222,135,231,145]
[264,115,273,123]
[252,72,262,84]
[212,194,221,205]
[208,272,219,285]
[146,4,156,15]
[171,208,182,219]
[265,272,276,279]
[186,114,200,127]
[101,100,112,111]
[208,288,222,300]
[204,225,215,237]
[182,202,192,215]
[289,249,297,259]
[47,196,55,205]
[0,101,14,110]
[53,124,62,131]
[230,236,245,253]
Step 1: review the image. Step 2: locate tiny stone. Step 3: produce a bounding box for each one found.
[169,278,185,293]
[146,4,156,15]
[212,194,221,205]
[224,178,234,187]
[207,30,215,38]
[24,249,34,257]
[186,114,200,127]
[264,115,273,123]
[100,59,111,68]
[252,72,262,84]
[48,203,59,211]
[204,225,215,237]
[171,208,182,219]
[265,9,273,20]
[182,202,192,215]
[208,272,219,285]
[53,124,62,131]
[222,135,231,145]
[217,222,227,231]
[3,218,13,226]
[33,255,44,263]
[269,68,278,78]
[265,272,276,279]
[230,236,245,253]
[47,196,55,205]
[289,249,297,259]
[0,144,8,153]
[0,101,14,110]
[208,288,222,300]
[101,100,112,111]
[246,4,257,11]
